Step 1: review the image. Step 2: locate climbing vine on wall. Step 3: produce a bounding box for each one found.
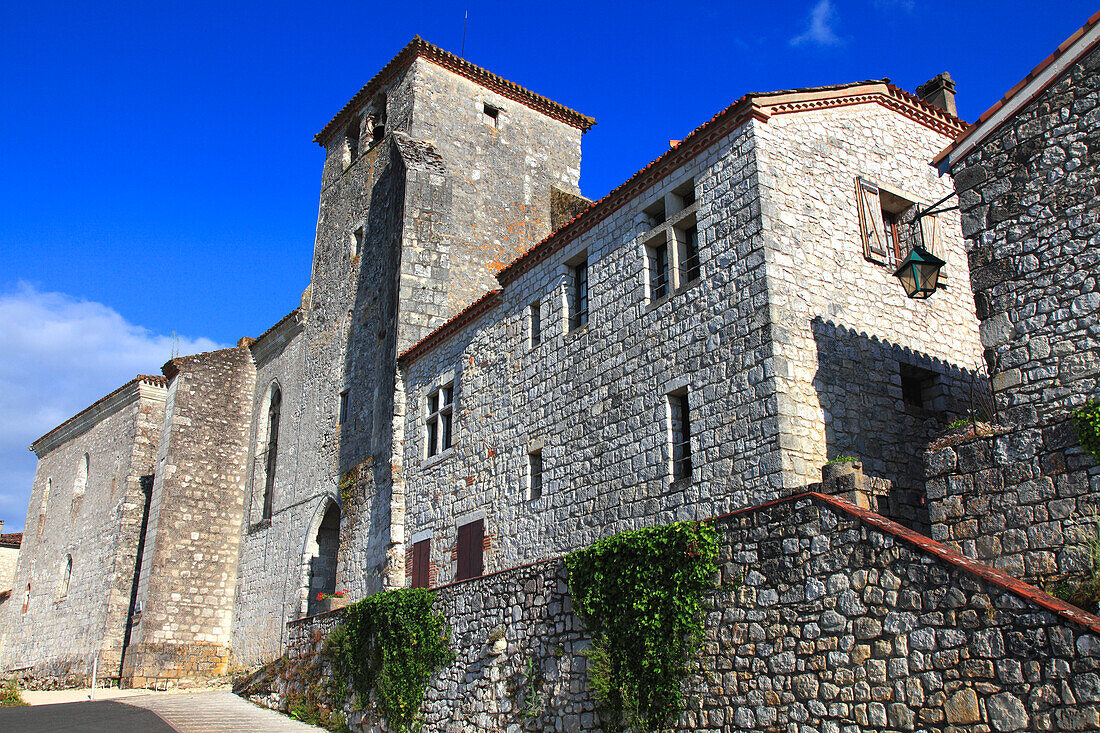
[1075,400,1100,463]
[565,520,719,732]
[325,588,453,733]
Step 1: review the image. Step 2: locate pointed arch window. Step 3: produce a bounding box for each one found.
[262,387,282,520]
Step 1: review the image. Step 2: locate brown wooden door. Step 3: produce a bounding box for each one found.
[411,539,430,588]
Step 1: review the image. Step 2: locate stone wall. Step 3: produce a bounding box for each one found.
[284,493,1100,732]
[399,114,783,585]
[925,427,1100,585]
[754,101,985,528]
[0,378,165,684]
[0,544,20,592]
[953,41,1100,428]
[123,347,255,687]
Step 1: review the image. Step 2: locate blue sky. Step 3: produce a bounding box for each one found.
[0,0,1095,528]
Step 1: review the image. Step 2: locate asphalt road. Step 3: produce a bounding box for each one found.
[0,699,177,732]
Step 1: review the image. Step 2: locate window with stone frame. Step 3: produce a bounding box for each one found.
[856,178,940,270]
[425,380,454,458]
[343,116,361,168]
[529,300,542,347]
[351,225,364,258]
[261,385,281,520]
[667,388,693,482]
[527,449,543,500]
[42,477,51,516]
[338,389,349,425]
[646,233,670,302]
[641,176,702,301]
[568,255,588,331]
[74,453,88,496]
[483,103,501,128]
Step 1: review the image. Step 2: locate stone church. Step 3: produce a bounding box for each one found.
[1,33,1014,689]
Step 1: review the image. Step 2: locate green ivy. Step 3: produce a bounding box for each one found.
[1075,400,1100,462]
[565,520,718,732]
[325,588,453,733]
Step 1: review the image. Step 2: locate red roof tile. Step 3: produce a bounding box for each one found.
[0,532,22,549]
[398,290,502,364]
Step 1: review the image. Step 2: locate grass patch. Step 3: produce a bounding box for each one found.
[0,677,26,708]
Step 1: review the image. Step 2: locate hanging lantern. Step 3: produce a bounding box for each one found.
[894,246,946,299]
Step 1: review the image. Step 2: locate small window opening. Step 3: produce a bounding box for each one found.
[59,555,72,599]
[262,387,281,520]
[426,383,454,457]
[647,236,670,301]
[672,178,696,211]
[22,583,30,614]
[456,519,484,581]
[370,93,387,142]
[527,450,543,500]
[899,364,941,411]
[42,477,51,515]
[338,389,349,425]
[74,453,88,496]
[529,301,542,347]
[643,198,666,228]
[483,103,500,128]
[669,389,693,482]
[678,224,700,284]
[569,258,588,331]
[352,226,364,258]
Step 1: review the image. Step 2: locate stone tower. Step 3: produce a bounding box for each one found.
[229,38,594,665]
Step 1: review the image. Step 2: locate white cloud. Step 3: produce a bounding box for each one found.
[0,283,223,531]
[790,0,843,48]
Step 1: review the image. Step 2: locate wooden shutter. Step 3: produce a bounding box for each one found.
[856,179,888,262]
[411,539,430,588]
[919,214,940,255]
[456,520,484,581]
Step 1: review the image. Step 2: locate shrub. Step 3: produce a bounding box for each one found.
[565,520,718,732]
[1075,400,1100,462]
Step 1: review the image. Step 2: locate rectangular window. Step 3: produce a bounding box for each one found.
[672,177,696,211]
[857,177,919,269]
[900,364,941,411]
[679,224,700,284]
[456,519,484,581]
[338,390,349,425]
[410,539,431,589]
[643,198,666,228]
[483,103,500,127]
[426,383,454,457]
[527,450,543,500]
[570,258,588,331]
[669,390,693,482]
[647,237,669,301]
[529,301,541,347]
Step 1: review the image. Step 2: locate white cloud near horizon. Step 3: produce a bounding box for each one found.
[0,283,223,531]
[790,0,843,48]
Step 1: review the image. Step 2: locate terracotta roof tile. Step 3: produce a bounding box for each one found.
[399,290,502,364]
[0,532,22,549]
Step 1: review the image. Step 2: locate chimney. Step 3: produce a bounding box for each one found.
[916,72,957,117]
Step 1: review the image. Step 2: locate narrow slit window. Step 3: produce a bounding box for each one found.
[59,555,72,599]
[570,258,588,331]
[262,387,281,520]
[669,390,693,482]
[338,389,349,425]
[529,301,542,347]
[352,226,364,258]
[527,450,543,500]
[426,382,454,457]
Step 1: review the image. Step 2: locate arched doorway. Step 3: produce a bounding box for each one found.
[304,501,340,616]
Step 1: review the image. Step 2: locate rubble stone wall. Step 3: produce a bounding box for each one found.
[285,493,1100,732]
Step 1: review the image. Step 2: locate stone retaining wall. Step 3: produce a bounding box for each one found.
[283,493,1100,732]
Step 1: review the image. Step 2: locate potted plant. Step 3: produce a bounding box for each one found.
[315,590,349,614]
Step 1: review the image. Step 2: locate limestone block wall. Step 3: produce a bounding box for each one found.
[399,117,784,584]
[123,346,255,686]
[954,42,1100,428]
[0,379,165,683]
[0,545,19,591]
[754,103,985,528]
[285,493,1100,732]
[925,428,1100,585]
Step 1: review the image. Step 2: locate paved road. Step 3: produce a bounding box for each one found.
[0,691,326,732]
[0,699,176,732]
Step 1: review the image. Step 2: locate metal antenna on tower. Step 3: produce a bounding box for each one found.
[461,10,468,57]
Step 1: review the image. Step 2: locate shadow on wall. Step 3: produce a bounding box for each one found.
[810,317,988,534]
